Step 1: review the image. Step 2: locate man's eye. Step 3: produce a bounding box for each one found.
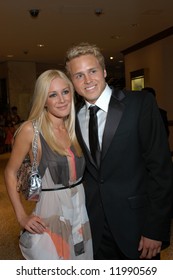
[91,69,96,74]
[75,74,83,79]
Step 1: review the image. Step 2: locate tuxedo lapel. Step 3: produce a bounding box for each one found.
[101,89,126,160]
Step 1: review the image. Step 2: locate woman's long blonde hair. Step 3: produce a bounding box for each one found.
[18,69,82,156]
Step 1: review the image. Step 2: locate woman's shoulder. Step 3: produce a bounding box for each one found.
[15,120,35,140]
[11,121,36,154]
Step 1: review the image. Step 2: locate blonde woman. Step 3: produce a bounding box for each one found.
[4,69,93,260]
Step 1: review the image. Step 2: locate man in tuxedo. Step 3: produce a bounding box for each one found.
[65,42,173,260]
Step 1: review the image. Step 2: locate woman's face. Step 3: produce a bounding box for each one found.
[45,77,72,119]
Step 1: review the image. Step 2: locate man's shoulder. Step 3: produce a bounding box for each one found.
[122,89,154,100]
[159,107,167,115]
[111,87,146,101]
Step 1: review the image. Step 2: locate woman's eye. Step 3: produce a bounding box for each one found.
[62,89,70,95]
[49,92,57,98]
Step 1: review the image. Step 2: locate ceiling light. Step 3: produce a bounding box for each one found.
[110,35,121,40]
[37,44,44,48]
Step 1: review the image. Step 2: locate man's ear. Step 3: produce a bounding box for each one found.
[104,69,107,78]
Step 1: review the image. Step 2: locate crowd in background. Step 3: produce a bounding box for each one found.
[0,106,21,154]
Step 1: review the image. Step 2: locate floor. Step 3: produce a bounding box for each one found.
[0,152,34,259]
[0,152,173,260]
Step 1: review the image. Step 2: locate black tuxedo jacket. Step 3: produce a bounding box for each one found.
[76,88,173,259]
[159,107,169,136]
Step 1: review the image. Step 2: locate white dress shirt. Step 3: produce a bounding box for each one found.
[78,84,112,150]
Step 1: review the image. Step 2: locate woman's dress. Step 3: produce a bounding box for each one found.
[19,134,93,259]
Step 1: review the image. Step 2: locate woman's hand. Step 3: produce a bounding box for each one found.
[19,214,46,234]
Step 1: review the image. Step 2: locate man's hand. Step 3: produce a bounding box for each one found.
[138,236,162,259]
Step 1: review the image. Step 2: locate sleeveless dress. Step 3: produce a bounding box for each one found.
[19,134,93,260]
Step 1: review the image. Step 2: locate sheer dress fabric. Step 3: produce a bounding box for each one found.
[19,134,93,260]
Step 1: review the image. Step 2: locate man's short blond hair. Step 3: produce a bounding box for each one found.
[65,42,105,75]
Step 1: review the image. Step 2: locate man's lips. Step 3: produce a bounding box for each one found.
[85,85,96,91]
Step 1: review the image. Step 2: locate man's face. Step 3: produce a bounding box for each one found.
[67,54,107,104]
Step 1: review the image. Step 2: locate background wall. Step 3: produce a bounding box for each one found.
[124,35,173,152]
[0,61,60,121]
[7,61,36,121]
